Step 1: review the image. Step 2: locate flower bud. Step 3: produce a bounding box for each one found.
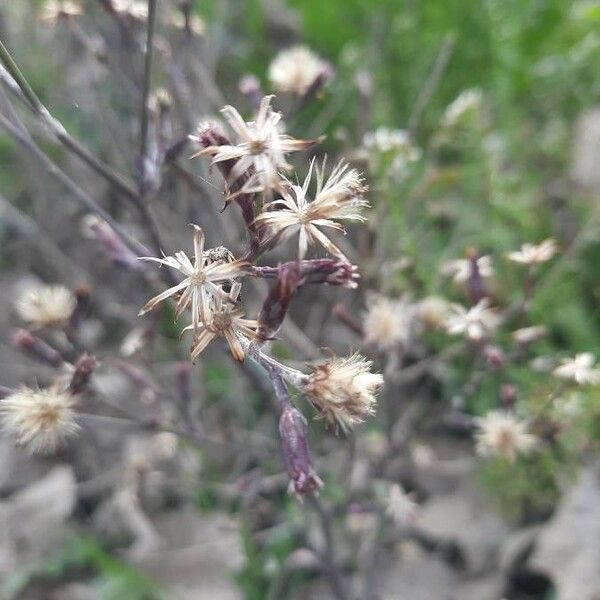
[278,404,323,498]
[11,329,63,367]
[257,263,301,342]
[68,353,97,395]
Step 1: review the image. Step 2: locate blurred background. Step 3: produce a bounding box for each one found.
[0,1,599,599]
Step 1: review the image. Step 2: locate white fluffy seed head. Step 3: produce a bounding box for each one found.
[0,386,80,453]
[362,295,415,352]
[268,46,329,95]
[475,410,536,462]
[15,284,75,328]
[303,354,383,432]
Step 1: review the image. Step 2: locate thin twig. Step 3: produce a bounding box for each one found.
[408,33,456,135]
[0,110,147,257]
[138,0,158,196]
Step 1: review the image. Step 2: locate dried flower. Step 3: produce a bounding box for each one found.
[191,95,317,193]
[186,288,258,362]
[507,238,558,265]
[553,353,600,385]
[15,284,75,328]
[475,410,536,462]
[138,226,248,336]
[302,354,383,431]
[445,299,500,341]
[40,0,83,22]
[362,295,415,352]
[254,159,369,259]
[386,484,418,526]
[268,46,330,96]
[441,255,493,284]
[0,386,79,453]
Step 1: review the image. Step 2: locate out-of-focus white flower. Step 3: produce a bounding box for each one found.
[362,295,416,352]
[138,226,248,338]
[254,158,368,260]
[507,239,558,265]
[417,296,451,329]
[442,88,483,127]
[386,484,418,526]
[112,0,148,20]
[553,353,600,385]
[39,0,83,23]
[475,410,536,462]
[15,284,75,328]
[441,255,493,284]
[445,299,500,341]
[363,127,421,178]
[268,46,330,96]
[0,386,79,453]
[302,354,383,431]
[511,326,547,345]
[191,95,317,193]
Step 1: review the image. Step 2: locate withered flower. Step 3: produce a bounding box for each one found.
[139,226,248,336]
[254,159,369,260]
[15,284,75,329]
[302,354,383,431]
[0,386,79,453]
[191,96,317,193]
[186,286,258,362]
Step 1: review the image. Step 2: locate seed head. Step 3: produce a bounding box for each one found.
[15,284,75,329]
[302,354,382,432]
[475,410,536,462]
[362,295,416,352]
[268,46,330,96]
[1,386,79,453]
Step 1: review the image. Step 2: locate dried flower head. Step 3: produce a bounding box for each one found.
[386,484,418,526]
[553,352,600,385]
[139,226,248,336]
[40,0,83,22]
[191,95,317,193]
[441,255,493,284]
[186,286,258,362]
[362,295,416,352]
[302,354,383,431]
[475,410,536,462]
[268,46,330,96]
[0,386,79,453]
[16,284,75,328]
[507,238,558,265]
[254,159,369,259]
[445,299,500,341]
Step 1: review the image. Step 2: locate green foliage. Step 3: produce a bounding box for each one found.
[478,448,574,524]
